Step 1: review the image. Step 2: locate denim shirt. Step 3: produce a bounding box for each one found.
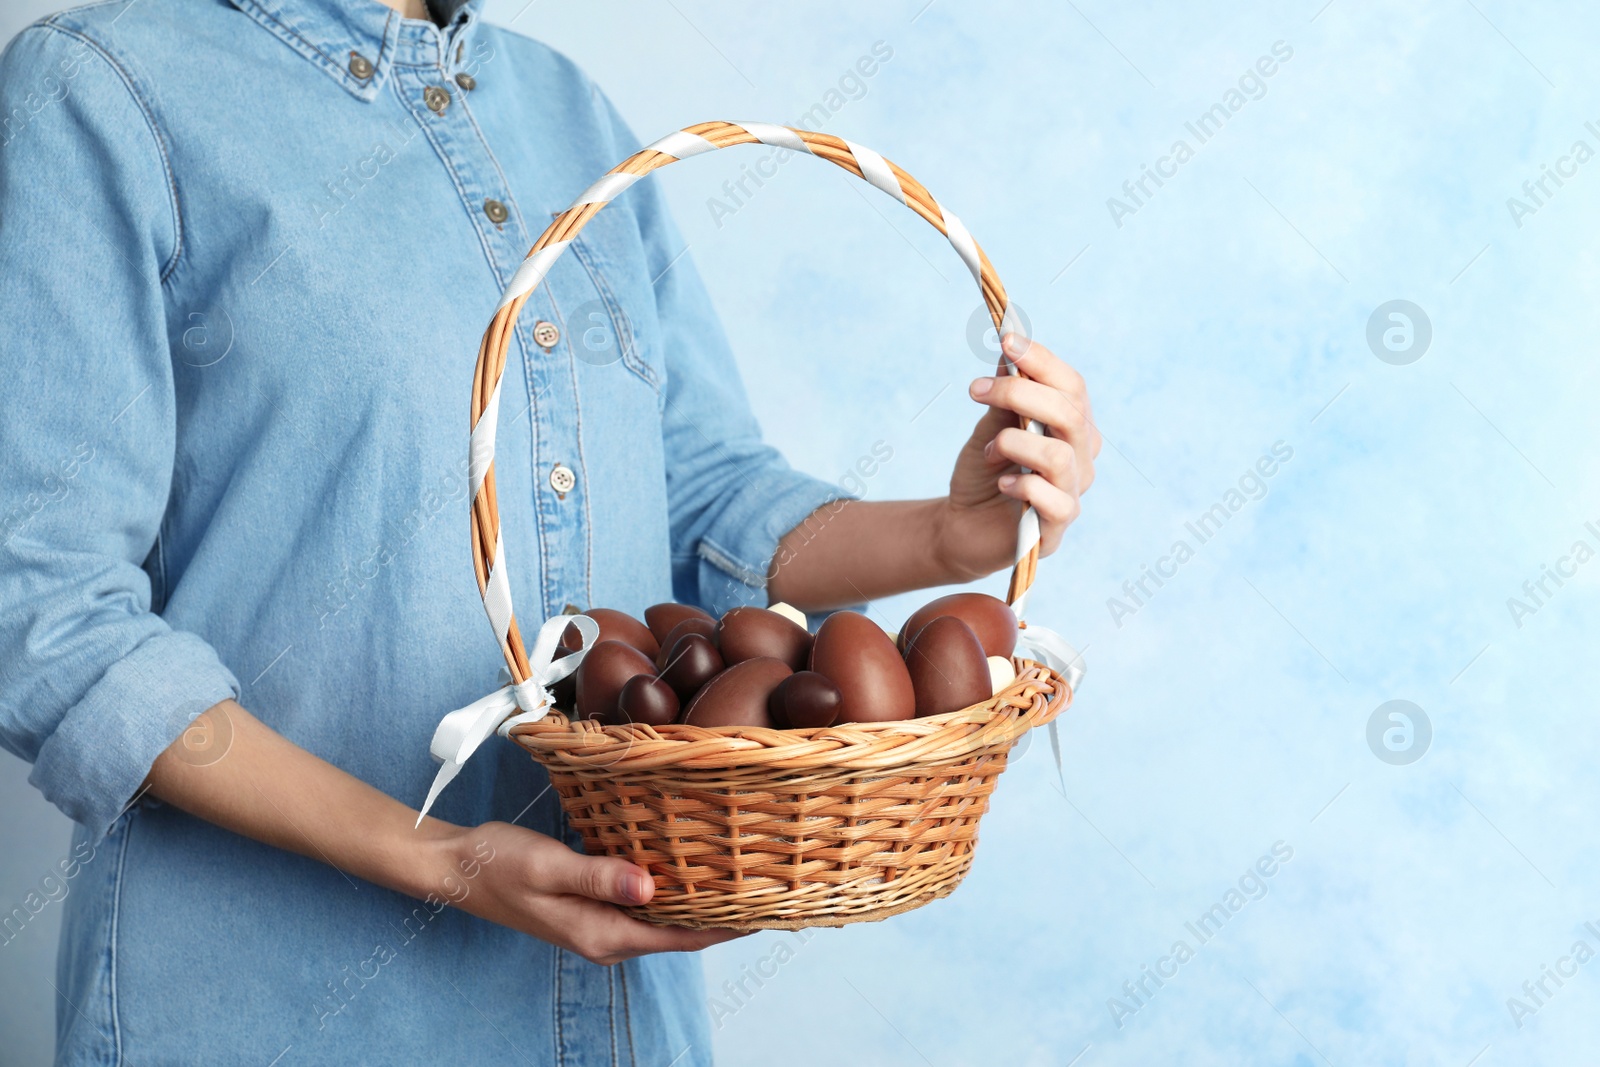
[0,0,845,1061]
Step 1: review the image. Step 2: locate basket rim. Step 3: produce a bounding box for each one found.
[507,657,1071,774]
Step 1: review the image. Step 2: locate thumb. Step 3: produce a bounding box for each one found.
[546,850,656,906]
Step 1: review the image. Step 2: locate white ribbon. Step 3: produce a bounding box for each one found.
[1013,621,1086,796]
[415,613,598,826]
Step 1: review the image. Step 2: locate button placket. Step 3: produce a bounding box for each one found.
[392,55,587,617]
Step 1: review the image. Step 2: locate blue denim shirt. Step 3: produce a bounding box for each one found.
[0,0,844,1061]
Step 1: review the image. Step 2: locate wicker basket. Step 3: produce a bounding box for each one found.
[466,121,1075,929]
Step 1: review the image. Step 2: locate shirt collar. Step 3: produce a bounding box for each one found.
[228,0,484,102]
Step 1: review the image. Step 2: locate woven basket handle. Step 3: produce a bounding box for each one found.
[469,121,1043,683]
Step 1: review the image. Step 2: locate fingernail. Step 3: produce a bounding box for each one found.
[625,872,652,904]
[983,439,996,459]
[998,474,1018,490]
[970,378,993,397]
[1002,333,1029,357]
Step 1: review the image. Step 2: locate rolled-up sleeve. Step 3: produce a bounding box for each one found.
[0,25,238,840]
[593,97,852,616]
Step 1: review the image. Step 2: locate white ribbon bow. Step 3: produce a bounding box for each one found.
[1013,621,1086,795]
[416,613,598,826]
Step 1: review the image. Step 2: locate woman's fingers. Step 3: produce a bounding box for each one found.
[541,846,656,906]
[971,376,1097,494]
[552,894,748,965]
[987,428,1080,493]
[997,472,1079,553]
[994,333,1103,460]
[534,840,750,964]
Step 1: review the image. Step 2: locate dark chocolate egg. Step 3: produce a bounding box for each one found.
[563,607,659,660]
[718,606,811,670]
[550,647,578,710]
[644,603,715,644]
[769,671,843,729]
[903,616,992,718]
[898,593,1017,659]
[654,616,718,670]
[658,632,725,702]
[809,611,914,723]
[682,657,790,728]
[575,640,655,722]
[609,673,680,727]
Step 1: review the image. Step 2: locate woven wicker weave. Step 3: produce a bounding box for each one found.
[470,122,1073,929]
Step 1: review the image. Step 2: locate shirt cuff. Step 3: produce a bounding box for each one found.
[694,472,855,618]
[30,629,240,841]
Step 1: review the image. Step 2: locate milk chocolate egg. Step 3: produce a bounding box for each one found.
[658,632,724,702]
[576,640,655,722]
[809,611,914,723]
[682,657,790,728]
[897,593,1017,659]
[769,671,843,729]
[654,617,718,670]
[609,673,680,727]
[717,607,811,670]
[563,607,659,660]
[904,616,992,718]
[644,603,715,644]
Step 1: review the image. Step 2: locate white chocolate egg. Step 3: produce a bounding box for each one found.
[987,655,1016,695]
[767,601,808,629]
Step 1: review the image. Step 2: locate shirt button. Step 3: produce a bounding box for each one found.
[348,53,374,80]
[483,198,509,225]
[455,72,477,91]
[549,464,576,494]
[424,85,451,114]
[532,320,560,348]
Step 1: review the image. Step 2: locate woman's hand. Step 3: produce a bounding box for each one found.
[767,333,1100,612]
[932,333,1100,581]
[430,821,746,966]
[147,700,743,967]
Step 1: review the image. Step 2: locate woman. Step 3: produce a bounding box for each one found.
[0,0,1097,1061]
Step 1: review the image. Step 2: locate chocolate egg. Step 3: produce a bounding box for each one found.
[768,602,808,629]
[987,655,1016,695]
[550,648,578,710]
[654,616,718,670]
[608,673,680,727]
[808,611,914,723]
[682,657,790,728]
[658,632,725,702]
[904,616,992,718]
[644,603,715,644]
[897,593,1017,659]
[575,640,655,722]
[769,671,843,729]
[563,607,659,660]
[717,606,811,670]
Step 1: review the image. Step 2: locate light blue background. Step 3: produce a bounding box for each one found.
[4,1,1597,1064]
